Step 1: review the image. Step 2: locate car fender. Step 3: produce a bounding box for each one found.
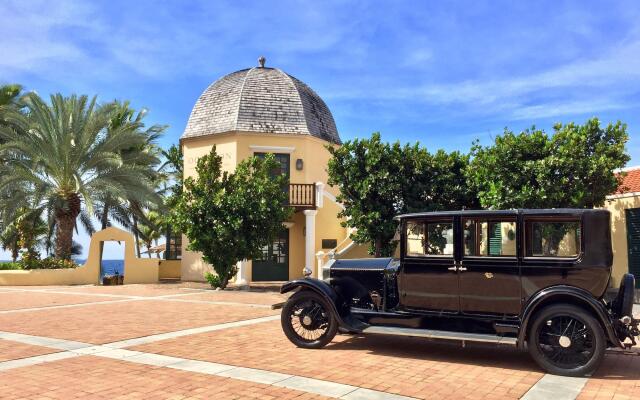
[280,278,352,329]
[518,285,622,349]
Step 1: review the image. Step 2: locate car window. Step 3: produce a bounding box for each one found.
[463,219,516,257]
[525,220,581,257]
[426,222,454,255]
[406,222,425,256]
[405,221,454,256]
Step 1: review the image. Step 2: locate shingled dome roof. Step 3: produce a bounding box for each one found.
[182,63,341,144]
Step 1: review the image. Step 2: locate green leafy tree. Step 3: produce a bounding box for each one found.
[15,208,48,262]
[467,118,629,209]
[0,93,161,259]
[327,133,477,257]
[138,210,164,258]
[158,144,183,210]
[327,134,405,257]
[172,146,292,289]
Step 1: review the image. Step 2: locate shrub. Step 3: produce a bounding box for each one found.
[204,271,222,289]
[172,147,291,289]
[0,262,23,270]
[21,258,79,270]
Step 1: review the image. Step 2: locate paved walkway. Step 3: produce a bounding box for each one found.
[0,284,637,399]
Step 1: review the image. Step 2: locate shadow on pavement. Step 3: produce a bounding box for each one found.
[326,333,539,372]
[326,333,640,380]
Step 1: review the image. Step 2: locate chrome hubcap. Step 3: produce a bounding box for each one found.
[302,315,312,325]
[559,335,572,348]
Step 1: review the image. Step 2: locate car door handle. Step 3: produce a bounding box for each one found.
[458,267,468,272]
[447,266,457,271]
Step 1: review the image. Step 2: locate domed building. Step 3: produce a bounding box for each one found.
[179,58,352,283]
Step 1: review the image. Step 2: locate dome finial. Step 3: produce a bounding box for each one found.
[258,56,266,68]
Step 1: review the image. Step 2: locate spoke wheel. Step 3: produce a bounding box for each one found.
[281,290,338,349]
[537,315,595,369]
[529,304,605,377]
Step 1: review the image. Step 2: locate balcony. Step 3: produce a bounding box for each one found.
[288,183,316,210]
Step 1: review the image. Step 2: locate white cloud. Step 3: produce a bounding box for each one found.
[0,1,100,72]
[510,99,634,121]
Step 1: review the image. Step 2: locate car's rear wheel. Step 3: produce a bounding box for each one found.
[281,290,338,349]
[528,304,605,376]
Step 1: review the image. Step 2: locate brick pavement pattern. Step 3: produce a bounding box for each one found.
[0,283,638,400]
[0,355,330,400]
[182,290,288,305]
[132,320,543,400]
[577,351,640,400]
[0,299,277,344]
[0,339,56,362]
[0,291,115,311]
[53,283,211,297]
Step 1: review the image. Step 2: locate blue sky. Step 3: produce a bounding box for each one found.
[1,0,639,259]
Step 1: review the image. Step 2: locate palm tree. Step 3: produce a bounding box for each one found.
[95,101,166,230]
[0,84,25,260]
[0,93,162,259]
[0,84,24,109]
[138,211,163,258]
[92,101,166,259]
[0,224,19,262]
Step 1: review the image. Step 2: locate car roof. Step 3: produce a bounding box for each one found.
[393,208,608,221]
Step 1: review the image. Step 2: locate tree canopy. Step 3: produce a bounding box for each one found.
[327,133,477,257]
[171,146,292,288]
[0,92,162,259]
[467,118,630,209]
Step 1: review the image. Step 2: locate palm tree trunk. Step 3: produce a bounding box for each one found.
[55,214,76,260]
[55,193,81,260]
[133,216,141,258]
[101,205,109,230]
[11,238,18,262]
[99,205,110,262]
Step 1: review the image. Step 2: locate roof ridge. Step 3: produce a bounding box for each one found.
[234,67,255,131]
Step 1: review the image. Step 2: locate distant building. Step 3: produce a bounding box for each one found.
[179,58,353,284]
[604,166,640,288]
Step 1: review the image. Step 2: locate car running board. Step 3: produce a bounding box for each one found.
[362,325,518,346]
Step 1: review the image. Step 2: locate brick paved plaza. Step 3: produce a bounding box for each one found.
[0,284,637,399]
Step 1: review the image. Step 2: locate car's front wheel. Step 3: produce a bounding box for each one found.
[528,304,605,376]
[281,290,338,349]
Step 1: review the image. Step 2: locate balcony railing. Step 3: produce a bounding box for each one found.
[289,183,316,210]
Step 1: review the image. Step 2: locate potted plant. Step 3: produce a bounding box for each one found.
[102,274,117,285]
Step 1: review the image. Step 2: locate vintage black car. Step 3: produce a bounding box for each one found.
[279,209,639,376]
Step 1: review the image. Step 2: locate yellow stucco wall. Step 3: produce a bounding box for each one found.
[180,131,348,282]
[0,227,159,286]
[159,259,182,280]
[603,195,640,287]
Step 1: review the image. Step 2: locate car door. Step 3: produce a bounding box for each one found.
[398,217,459,313]
[457,216,522,317]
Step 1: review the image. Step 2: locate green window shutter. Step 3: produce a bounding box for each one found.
[489,223,502,256]
[625,208,640,288]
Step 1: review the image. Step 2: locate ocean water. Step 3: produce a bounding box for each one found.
[75,259,124,278]
[100,260,125,277]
